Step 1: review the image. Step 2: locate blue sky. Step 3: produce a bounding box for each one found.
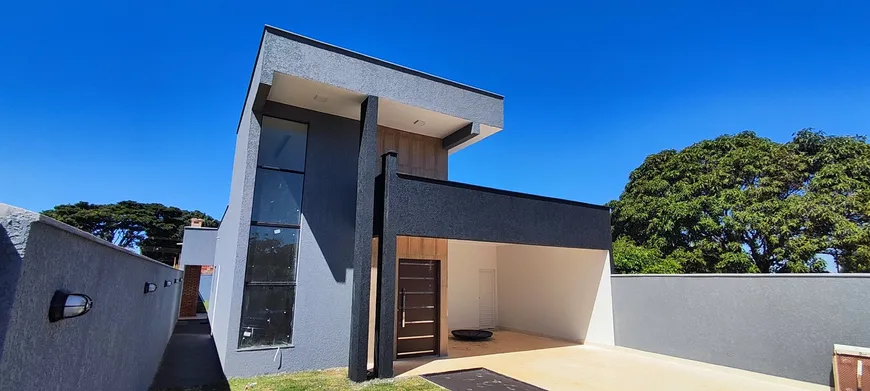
[1,0,868,223]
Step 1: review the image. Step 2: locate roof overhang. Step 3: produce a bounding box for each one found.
[243,26,505,153]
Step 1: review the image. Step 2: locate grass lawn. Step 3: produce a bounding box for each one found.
[156,368,441,391]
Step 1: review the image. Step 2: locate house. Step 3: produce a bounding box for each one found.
[184,25,615,382]
[177,26,870,389]
[0,25,864,391]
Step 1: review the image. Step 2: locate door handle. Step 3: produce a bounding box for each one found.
[401,288,407,328]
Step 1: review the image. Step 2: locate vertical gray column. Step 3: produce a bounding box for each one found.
[348,96,379,382]
[374,152,398,379]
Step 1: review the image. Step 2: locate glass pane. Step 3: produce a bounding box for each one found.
[238,285,295,348]
[246,226,298,283]
[251,169,303,225]
[258,117,308,171]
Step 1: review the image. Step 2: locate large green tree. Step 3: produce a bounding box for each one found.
[610,130,869,273]
[43,201,218,265]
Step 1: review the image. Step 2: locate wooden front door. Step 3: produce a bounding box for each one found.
[396,259,440,358]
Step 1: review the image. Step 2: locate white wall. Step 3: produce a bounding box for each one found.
[584,252,614,345]
[179,227,217,266]
[447,240,498,330]
[496,245,614,345]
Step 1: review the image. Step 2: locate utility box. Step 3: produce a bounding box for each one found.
[834,344,870,391]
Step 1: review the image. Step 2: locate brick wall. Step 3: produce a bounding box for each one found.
[179,265,201,317]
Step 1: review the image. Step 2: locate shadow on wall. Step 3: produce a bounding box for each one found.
[262,102,360,284]
[299,112,357,284]
[0,224,23,362]
[301,204,355,283]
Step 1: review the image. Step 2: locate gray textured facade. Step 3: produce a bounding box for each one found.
[612,274,870,386]
[390,173,612,249]
[348,96,379,381]
[213,101,362,377]
[0,204,182,391]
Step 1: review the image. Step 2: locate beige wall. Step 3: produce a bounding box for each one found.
[446,240,498,331]
[495,245,614,345]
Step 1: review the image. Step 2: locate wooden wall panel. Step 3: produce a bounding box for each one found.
[376,126,447,180]
[373,126,450,357]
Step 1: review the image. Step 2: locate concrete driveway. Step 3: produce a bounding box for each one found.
[397,335,828,391]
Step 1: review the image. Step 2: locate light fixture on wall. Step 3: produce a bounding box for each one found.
[164,280,173,287]
[48,290,93,322]
[144,282,158,294]
[313,94,328,103]
[413,120,426,127]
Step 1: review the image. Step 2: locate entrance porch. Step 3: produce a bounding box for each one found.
[358,150,615,379]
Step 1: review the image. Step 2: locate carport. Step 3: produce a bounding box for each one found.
[445,240,613,354]
[356,151,614,379]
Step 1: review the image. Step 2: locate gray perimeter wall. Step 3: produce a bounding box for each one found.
[611,274,870,385]
[214,101,360,377]
[0,204,182,391]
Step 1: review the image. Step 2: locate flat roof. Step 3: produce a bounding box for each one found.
[396,173,611,211]
[264,25,504,100]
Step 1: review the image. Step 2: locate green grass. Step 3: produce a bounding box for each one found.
[155,368,441,391]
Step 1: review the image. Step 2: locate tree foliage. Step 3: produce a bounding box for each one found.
[612,237,681,274]
[43,201,219,265]
[610,129,870,273]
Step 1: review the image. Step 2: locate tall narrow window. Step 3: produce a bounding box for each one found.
[238,117,308,349]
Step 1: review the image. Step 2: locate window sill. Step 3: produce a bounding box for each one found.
[237,344,295,352]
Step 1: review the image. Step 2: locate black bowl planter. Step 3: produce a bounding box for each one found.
[452,329,493,341]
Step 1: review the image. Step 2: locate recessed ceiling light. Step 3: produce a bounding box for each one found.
[414,120,427,127]
[313,95,328,103]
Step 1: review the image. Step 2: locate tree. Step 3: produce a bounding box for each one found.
[612,237,680,274]
[610,129,869,273]
[43,201,218,265]
[792,130,870,272]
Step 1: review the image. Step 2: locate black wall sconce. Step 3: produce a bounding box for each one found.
[48,290,93,322]
[164,280,172,287]
[144,282,158,294]
[174,278,179,283]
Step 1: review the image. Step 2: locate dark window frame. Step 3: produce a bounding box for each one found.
[238,116,310,350]
[256,116,309,172]
[250,167,305,227]
[244,225,301,284]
